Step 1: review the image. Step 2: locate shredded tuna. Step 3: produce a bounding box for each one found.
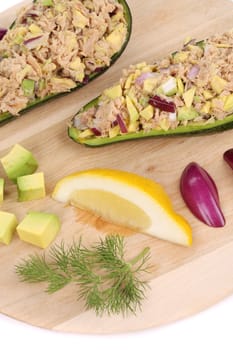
[73,29,233,139]
[0,0,127,115]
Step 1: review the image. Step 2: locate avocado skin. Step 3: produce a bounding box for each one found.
[0,0,132,124]
[68,94,233,146]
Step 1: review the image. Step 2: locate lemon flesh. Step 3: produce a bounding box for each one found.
[70,189,151,230]
[52,169,192,246]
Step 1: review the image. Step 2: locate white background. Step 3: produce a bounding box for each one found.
[1,1,233,349]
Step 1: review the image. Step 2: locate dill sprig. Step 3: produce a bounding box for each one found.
[15,235,152,316]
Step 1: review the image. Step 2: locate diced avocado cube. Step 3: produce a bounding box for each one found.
[143,78,158,94]
[183,87,196,108]
[69,57,85,82]
[0,144,38,183]
[140,105,154,121]
[103,85,122,99]
[0,211,18,245]
[178,106,199,121]
[211,75,227,94]
[128,121,139,132]
[17,172,46,202]
[69,57,82,70]
[177,77,184,95]
[106,23,126,53]
[51,77,76,90]
[203,90,214,100]
[109,125,120,138]
[201,101,211,114]
[22,79,35,97]
[73,10,89,28]
[42,0,53,6]
[160,77,177,96]
[173,51,189,63]
[126,96,139,122]
[55,3,66,12]
[29,24,42,34]
[0,178,4,202]
[124,74,134,90]
[14,34,24,45]
[159,118,170,131]
[17,212,61,249]
[223,94,233,112]
[78,129,94,139]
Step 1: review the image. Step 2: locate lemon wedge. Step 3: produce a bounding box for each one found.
[52,168,192,246]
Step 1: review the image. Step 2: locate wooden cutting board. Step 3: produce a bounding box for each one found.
[0,0,233,335]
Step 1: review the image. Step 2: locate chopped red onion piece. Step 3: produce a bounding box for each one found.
[187,65,200,80]
[149,95,176,113]
[94,67,104,73]
[116,114,128,133]
[91,128,102,136]
[24,35,44,49]
[180,162,225,227]
[82,75,89,85]
[135,72,157,86]
[0,28,7,41]
[111,119,118,127]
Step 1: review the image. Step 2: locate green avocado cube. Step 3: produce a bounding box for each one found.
[0,178,4,202]
[0,211,18,245]
[17,172,46,202]
[0,144,38,183]
[42,0,54,6]
[178,106,199,121]
[22,79,35,97]
[17,212,61,249]
[126,96,139,122]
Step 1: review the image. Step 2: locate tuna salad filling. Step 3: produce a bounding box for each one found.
[0,0,128,116]
[72,29,233,140]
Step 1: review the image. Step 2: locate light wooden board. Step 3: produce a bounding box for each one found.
[0,0,233,335]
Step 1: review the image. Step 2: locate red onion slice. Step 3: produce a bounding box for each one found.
[24,35,44,49]
[180,162,225,227]
[187,65,200,80]
[223,149,233,170]
[116,114,128,133]
[111,119,118,127]
[135,72,157,86]
[0,28,7,41]
[149,95,176,113]
[91,128,101,136]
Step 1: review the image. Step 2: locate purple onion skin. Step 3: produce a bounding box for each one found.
[91,127,101,136]
[0,28,7,41]
[223,149,233,170]
[149,95,176,113]
[116,114,128,133]
[180,162,225,227]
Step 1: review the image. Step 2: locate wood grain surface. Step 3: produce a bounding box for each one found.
[0,0,233,335]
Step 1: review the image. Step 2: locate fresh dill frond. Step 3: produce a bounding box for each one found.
[91,235,151,316]
[15,252,72,293]
[15,235,152,316]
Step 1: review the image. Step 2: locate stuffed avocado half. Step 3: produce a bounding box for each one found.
[69,29,233,146]
[0,0,132,123]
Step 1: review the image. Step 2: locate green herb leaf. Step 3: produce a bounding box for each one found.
[15,235,152,316]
